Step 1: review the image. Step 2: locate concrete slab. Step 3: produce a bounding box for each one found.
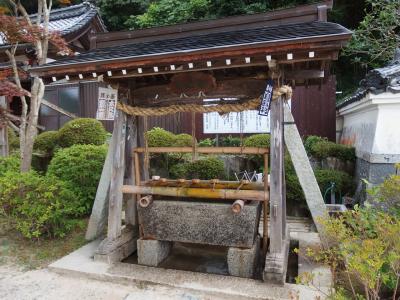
[138,199,261,248]
[49,239,326,300]
[227,236,260,278]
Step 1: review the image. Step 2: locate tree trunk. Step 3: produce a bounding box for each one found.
[20,77,44,172]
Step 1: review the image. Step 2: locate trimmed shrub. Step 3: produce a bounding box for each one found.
[169,162,188,179]
[0,155,20,177]
[34,131,59,155]
[174,133,193,147]
[198,138,215,147]
[244,134,271,169]
[244,134,271,148]
[310,140,356,162]
[58,118,107,148]
[185,157,225,180]
[47,144,107,214]
[314,169,354,198]
[0,171,78,239]
[304,135,327,155]
[146,127,175,147]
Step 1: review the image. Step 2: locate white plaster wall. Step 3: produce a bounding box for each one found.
[337,92,400,163]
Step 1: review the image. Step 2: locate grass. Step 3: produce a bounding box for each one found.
[0,217,88,270]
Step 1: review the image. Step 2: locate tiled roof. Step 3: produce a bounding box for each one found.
[0,2,106,46]
[337,62,400,109]
[36,21,350,69]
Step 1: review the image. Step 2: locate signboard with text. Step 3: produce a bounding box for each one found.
[96,87,118,121]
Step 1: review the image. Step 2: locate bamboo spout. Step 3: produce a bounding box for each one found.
[231,199,246,214]
[122,185,267,201]
[139,195,153,208]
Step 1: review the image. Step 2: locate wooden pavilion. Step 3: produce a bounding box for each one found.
[31,0,351,284]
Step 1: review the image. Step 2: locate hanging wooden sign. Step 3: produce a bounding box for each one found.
[96,87,118,121]
[258,79,274,117]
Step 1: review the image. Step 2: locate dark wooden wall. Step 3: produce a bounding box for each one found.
[41,76,336,141]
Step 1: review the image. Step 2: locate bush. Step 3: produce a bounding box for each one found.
[146,127,175,147]
[185,157,225,180]
[220,135,241,147]
[285,154,306,204]
[7,127,19,153]
[47,144,107,214]
[58,118,107,148]
[314,169,354,198]
[243,134,271,148]
[198,138,215,147]
[310,140,356,162]
[303,135,327,155]
[0,171,78,239]
[372,174,400,217]
[174,133,193,147]
[34,131,59,155]
[169,162,188,179]
[0,155,20,177]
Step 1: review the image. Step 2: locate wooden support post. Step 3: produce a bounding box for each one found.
[269,96,284,253]
[125,115,138,227]
[0,96,8,157]
[106,109,127,240]
[262,152,269,255]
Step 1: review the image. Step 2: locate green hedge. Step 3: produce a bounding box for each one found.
[58,118,107,148]
[34,131,59,155]
[146,127,176,147]
[244,134,271,148]
[47,144,107,214]
[0,171,78,239]
[304,136,356,162]
[314,169,354,198]
[169,157,225,180]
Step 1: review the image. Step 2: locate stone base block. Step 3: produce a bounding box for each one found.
[137,239,172,267]
[95,238,137,264]
[227,235,260,278]
[263,233,290,285]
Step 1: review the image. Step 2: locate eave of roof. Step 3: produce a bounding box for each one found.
[31,21,352,77]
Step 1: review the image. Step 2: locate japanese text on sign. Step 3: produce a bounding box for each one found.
[96,87,117,120]
[258,79,274,117]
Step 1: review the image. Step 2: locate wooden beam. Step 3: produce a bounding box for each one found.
[41,99,78,119]
[142,179,265,190]
[284,69,324,80]
[122,185,267,201]
[133,146,268,155]
[0,96,8,157]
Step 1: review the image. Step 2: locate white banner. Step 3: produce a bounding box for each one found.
[203,100,291,134]
[96,87,118,121]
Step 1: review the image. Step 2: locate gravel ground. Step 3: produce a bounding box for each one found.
[0,264,245,300]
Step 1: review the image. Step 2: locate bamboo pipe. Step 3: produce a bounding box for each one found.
[122,185,267,201]
[139,195,153,208]
[231,200,246,214]
[142,179,265,190]
[133,147,268,155]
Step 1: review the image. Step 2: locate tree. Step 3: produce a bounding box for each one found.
[125,0,316,30]
[0,0,71,172]
[344,0,400,69]
[95,0,150,31]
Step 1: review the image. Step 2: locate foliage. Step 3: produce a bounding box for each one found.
[7,127,19,152]
[244,134,271,168]
[169,162,188,179]
[174,133,193,147]
[219,135,241,147]
[304,135,327,155]
[344,0,400,69]
[146,127,176,147]
[297,205,400,300]
[126,0,316,29]
[368,173,400,217]
[0,154,20,177]
[96,0,150,31]
[57,118,107,148]
[47,144,107,214]
[309,140,356,162]
[198,138,215,147]
[314,169,354,198]
[33,131,59,155]
[0,171,78,239]
[185,157,225,180]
